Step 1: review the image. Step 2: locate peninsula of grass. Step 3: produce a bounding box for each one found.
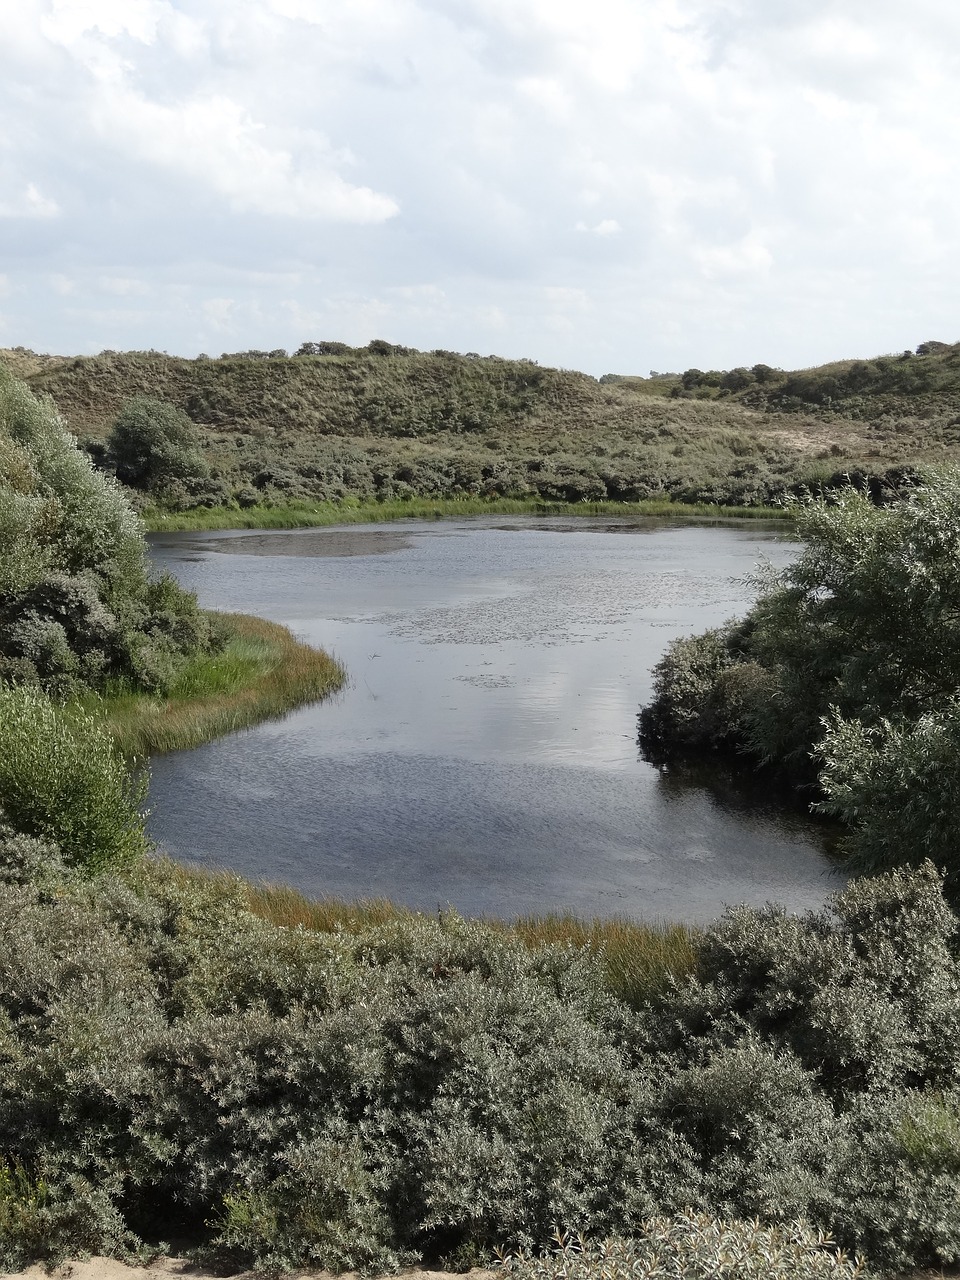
[142,494,791,533]
[84,612,346,757]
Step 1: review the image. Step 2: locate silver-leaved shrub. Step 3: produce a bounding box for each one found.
[1,850,960,1274]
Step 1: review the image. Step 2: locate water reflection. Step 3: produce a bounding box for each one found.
[146,516,841,923]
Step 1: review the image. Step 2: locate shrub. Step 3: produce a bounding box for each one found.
[500,1216,871,1280]
[818,702,960,889]
[0,1160,135,1273]
[0,684,147,872]
[0,372,221,694]
[640,472,960,881]
[829,1091,960,1271]
[106,396,208,493]
[638,626,764,756]
[648,864,960,1103]
[0,371,144,598]
[3,857,960,1272]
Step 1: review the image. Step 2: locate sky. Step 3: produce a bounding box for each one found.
[2,0,960,376]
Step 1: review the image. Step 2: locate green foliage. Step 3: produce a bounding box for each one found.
[106,395,208,493]
[18,346,915,514]
[0,685,147,872]
[0,370,221,694]
[501,1217,871,1280]
[648,863,960,1103]
[0,369,143,597]
[638,626,770,756]
[642,471,960,886]
[817,703,960,887]
[1,852,960,1273]
[0,1159,134,1272]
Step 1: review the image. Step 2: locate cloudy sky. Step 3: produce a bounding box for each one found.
[2,0,959,375]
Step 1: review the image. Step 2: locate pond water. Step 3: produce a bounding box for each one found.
[147,516,841,923]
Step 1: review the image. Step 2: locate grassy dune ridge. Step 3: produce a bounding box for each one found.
[82,612,346,756]
[4,345,916,514]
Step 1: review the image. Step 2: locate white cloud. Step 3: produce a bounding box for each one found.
[96,89,399,221]
[694,235,774,278]
[41,0,170,44]
[201,298,239,330]
[98,276,148,296]
[1,0,960,370]
[0,184,60,219]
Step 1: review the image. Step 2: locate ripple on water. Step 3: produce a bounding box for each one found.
[145,518,837,922]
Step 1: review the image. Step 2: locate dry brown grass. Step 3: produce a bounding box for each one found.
[149,857,699,1006]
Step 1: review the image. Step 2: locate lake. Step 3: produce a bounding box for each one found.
[147,516,840,922]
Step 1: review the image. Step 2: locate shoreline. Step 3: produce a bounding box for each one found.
[141,495,791,534]
[82,613,346,757]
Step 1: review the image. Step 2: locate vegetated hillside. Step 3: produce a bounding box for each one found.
[6,338,960,511]
[675,339,960,454]
[0,341,913,510]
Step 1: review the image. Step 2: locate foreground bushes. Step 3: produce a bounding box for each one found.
[0,686,147,871]
[2,824,960,1275]
[503,1218,871,1280]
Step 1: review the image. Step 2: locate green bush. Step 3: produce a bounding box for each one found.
[2,856,960,1272]
[641,472,960,881]
[0,684,147,872]
[818,702,960,889]
[106,396,208,493]
[0,370,221,694]
[501,1216,871,1280]
[647,863,960,1103]
[638,626,767,756]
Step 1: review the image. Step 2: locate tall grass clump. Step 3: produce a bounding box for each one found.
[146,860,698,1006]
[0,684,146,872]
[92,613,345,756]
[508,912,698,1005]
[141,496,791,533]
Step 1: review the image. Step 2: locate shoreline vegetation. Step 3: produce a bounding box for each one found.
[82,612,346,757]
[150,854,701,1009]
[15,341,947,526]
[140,494,791,533]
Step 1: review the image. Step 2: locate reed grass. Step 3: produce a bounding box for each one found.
[141,495,790,533]
[84,613,345,756]
[508,911,699,1005]
[147,856,699,1006]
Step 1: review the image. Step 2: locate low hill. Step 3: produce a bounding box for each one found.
[3,340,958,510]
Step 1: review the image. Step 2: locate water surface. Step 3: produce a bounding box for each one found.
[147,517,839,922]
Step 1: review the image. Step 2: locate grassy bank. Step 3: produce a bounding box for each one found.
[142,494,791,532]
[148,855,700,1008]
[83,612,345,756]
